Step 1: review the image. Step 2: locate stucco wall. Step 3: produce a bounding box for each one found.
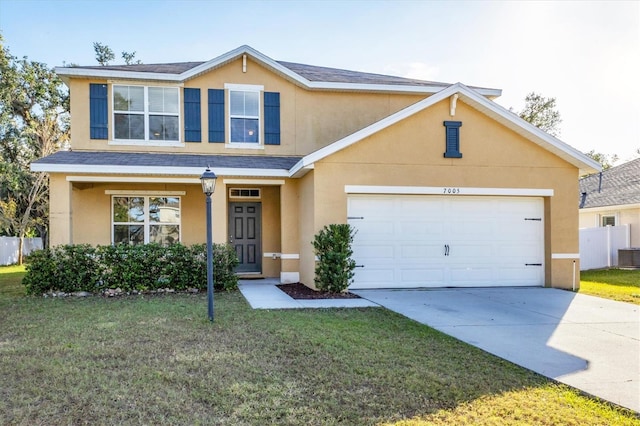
[297,99,581,289]
[67,58,424,155]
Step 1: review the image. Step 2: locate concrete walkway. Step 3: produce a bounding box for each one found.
[238,279,379,309]
[351,287,640,413]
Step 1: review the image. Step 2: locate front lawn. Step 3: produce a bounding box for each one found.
[0,266,638,425]
[580,268,640,304]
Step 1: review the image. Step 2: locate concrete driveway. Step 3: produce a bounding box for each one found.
[351,287,640,412]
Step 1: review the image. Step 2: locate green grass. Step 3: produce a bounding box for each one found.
[0,267,638,425]
[0,264,26,297]
[580,268,640,304]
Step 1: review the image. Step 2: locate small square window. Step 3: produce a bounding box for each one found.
[602,216,616,226]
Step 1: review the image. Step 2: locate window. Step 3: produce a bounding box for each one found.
[229,188,261,199]
[112,196,180,246]
[113,85,179,142]
[602,215,616,227]
[229,89,260,143]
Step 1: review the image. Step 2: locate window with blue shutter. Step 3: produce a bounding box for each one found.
[183,88,201,142]
[443,121,462,158]
[264,92,280,145]
[90,84,108,139]
[208,89,225,143]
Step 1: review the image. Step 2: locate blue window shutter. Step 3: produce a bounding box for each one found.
[208,89,225,143]
[183,88,201,142]
[443,121,463,158]
[89,84,108,139]
[264,92,280,145]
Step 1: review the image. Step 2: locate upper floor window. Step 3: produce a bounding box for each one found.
[113,85,179,142]
[230,89,260,143]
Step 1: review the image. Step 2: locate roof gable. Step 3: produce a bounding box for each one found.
[579,158,640,208]
[55,45,501,97]
[291,83,601,177]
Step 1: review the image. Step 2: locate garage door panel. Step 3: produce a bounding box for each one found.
[449,243,494,259]
[496,242,542,259]
[450,266,493,285]
[400,244,443,258]
[354,220,395,237]
[399,198,445,215]
[349,195,544,288]
[353,244,395,259]
[401,268,445,284]
[398,220,444,238]
[497,267,542,285]
[353,268,395,288]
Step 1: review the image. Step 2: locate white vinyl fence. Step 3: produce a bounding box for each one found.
[0,237,43,266]
[579,225,631,270]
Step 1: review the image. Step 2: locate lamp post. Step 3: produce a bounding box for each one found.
[200,167,217,322]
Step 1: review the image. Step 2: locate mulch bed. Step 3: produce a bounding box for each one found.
[277,282,361,300]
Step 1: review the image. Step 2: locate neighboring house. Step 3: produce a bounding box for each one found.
[32,45,600,290]
[579,158,640,246]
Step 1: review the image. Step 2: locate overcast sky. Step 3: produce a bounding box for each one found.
[1,0,638,164]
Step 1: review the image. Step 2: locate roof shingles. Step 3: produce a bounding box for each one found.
[579,158,640,208]
[33,151,301,171]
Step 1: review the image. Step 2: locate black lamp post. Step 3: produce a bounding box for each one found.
[200,167,217,322]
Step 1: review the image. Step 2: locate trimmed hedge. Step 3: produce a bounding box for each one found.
[22,243,239,295]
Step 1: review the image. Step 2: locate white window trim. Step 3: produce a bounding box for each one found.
[600,214,617,227]
[225,83,263,146]
[111,195,182,245]
[111,85,182,145]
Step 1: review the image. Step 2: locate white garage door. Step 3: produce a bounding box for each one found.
[347,195,544,289]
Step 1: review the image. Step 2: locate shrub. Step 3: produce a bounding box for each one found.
[191,243,240,291]
[312,224,357,293]
[22,243,240,295]
[23,245,101,295]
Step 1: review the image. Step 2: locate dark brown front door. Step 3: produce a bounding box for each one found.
[229,202,262,273]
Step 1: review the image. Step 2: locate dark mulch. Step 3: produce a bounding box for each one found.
[277,283,361,300]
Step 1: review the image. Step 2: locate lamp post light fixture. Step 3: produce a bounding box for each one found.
[200,167,217,322]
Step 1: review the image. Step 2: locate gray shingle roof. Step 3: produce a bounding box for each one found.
[73,62,205,74]
[275,61,450,87]
[63,59,454,88]
[33,151,302,170]
[579,158,640,208]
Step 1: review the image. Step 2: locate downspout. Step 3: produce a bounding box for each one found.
[579,192,587,209]
[598,172,603,193]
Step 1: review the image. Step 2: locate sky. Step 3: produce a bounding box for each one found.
[1,0,638,164]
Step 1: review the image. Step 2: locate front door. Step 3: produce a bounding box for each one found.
[229,202,262,273]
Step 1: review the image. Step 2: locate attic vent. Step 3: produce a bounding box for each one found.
[229,188,261,199]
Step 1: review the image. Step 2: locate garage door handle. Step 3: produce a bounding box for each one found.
[355,265,365,268]
[444,244,450,256]
[525,263,542,266]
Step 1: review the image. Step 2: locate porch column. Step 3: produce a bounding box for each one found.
[48,174,73,246]
[280,180,300,283]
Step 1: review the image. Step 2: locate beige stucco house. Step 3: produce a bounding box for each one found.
[33,45,600,290]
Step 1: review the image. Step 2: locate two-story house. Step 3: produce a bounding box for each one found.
[33,45,600,290]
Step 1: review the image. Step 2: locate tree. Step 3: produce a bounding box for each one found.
[0,35,69,263]
[585,150,618,170]
[93,42,142,65]
[121,51,141,65]
[93,42,115,66]
[518,92,562,137]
